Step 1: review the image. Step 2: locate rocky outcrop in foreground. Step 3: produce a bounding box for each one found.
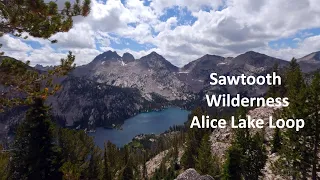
[176,169,214,180]
[210,105,284,180]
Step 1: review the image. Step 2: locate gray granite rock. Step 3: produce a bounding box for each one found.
[176,168,214,180]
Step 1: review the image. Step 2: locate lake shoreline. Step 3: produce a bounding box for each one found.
[88,107,189,148]
[92,106,188,131]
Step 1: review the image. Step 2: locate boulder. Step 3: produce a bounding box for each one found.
[176,168,214,180]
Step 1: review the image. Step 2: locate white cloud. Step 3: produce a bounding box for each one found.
[2,0,320,67]
[26,45,67,66]
[0,35,32,52]
[259,35,320,60]
[125,0,157,23]
[144,0,320,65]
[26,46,101,66]
[117,23,153,43]
[150,0,225,14]
[67,48,101,65]
[154,17,178,32]
[82,0,137,32]
[51,23,96,49]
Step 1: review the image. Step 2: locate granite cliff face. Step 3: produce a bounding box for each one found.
[73,51,190,101]
[298,51,320,72]
[178,54,226,92]
[48,76,150,128]
[181,51,291,111]
[298,51,320,63]
[181,51,289,96]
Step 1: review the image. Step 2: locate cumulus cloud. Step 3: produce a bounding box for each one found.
[154,17,178,32]
[150,0,225,13]
[1,0,320,67]
[0,35,32,52]
[261,35,320,60]
[51,23,96,49]
[147,0,320,65]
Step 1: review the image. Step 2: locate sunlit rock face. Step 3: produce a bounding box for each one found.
[176,168,215,180]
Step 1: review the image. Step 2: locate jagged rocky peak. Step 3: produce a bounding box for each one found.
[201,54,225,60]
[244,50,262,55]
[139,51,160,62]
[183,54,225,70]
[235,50,267,60]
[92,50,121,62]
[147,51,162,57]
[141,51,170,62]
[122,52,135,63]
[198,53,225,65]
[34,64,54,71]
[139,51,178,72]
[34,64,45,69]
[232,50,287,67]
[298,51,320,63]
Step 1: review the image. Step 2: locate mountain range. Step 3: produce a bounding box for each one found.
[1,50,320,136]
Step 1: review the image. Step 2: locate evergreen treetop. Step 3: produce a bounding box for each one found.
[0,0,90,41]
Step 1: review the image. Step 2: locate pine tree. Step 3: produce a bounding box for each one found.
[0,52,77,112]
[233,106,250,146]
[105,140,118,179]
[223,145,242,180]
[223,107,267,179]
[267,62,280,98]
[271,109,283,154]
[152,159,178,180]
[87,147,102,179]
[195,133,220,177]
[57,128,95,179]
[181,107,209,168]
[159,159,167,178]
[142,151,148,180]
[0,2,93,178]
[103,141,119,179]
[104,143,112,180]
[165,166,176,180]
[266,62,286,98]
[275,58,312,179]
[271,127,281,153]
[0,144,9,179]
[0,0,90,41]
[223,132,267,180]
[172,136,179,163]
[307,72,320,179]
[0,0,91,111]
[122,146,134,180]
[241,133,267,179]
[10,98,62,179]
[181,127,198,168]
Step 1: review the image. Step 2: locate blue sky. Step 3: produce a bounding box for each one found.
[1,0,320,66]
[269,28,320,49]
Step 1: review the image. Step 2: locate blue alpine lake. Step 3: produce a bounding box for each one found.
[90,107,189,148]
